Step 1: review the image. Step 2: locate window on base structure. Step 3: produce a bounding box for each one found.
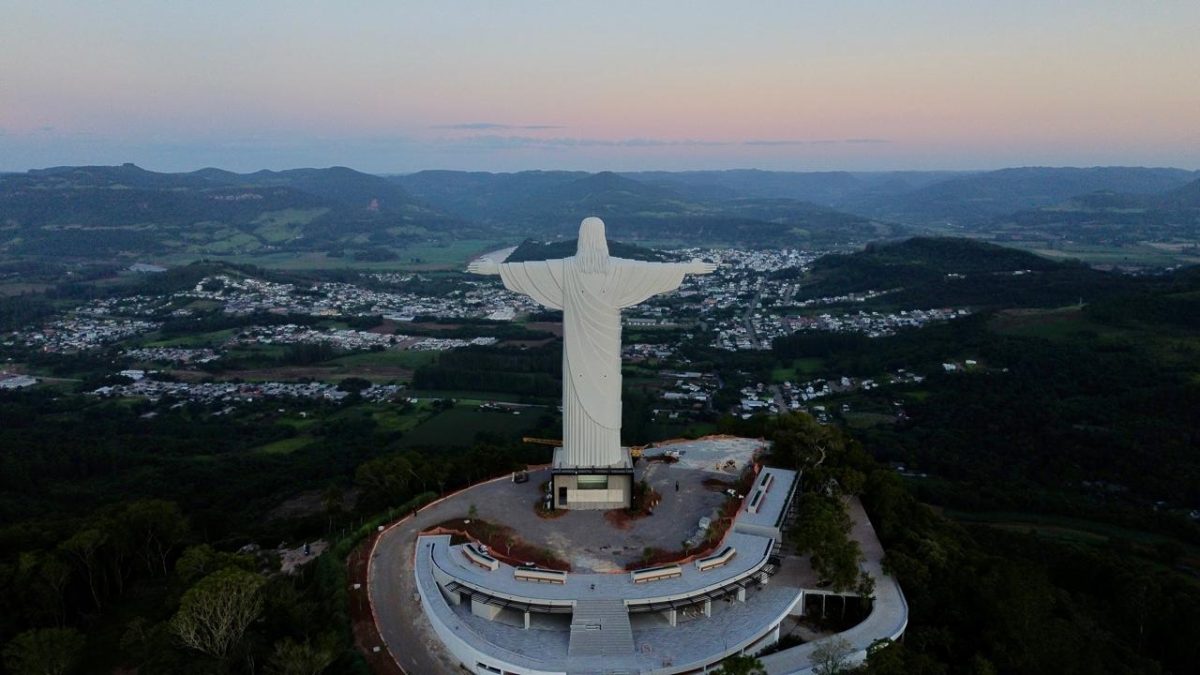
[577,475,609,489]
[476,663,502,674]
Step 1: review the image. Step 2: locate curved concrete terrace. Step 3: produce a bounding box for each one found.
[368,438,908,674]
[428,531,775,608]
[417,535,803,674]
[757,499,909,674]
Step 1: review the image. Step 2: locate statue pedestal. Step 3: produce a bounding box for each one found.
[550,447,634,511]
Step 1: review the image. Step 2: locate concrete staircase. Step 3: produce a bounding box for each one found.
[566,599,635,674]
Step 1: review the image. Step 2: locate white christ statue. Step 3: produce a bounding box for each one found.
[468,217,716,469]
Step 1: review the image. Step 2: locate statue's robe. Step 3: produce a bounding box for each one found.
[499,257,688,467]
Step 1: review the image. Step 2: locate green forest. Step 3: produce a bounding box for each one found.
[2,234,1199,674]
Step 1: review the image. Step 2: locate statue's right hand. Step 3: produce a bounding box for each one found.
[466,259,500,275]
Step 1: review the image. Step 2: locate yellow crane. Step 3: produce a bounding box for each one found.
[522,437,645,458]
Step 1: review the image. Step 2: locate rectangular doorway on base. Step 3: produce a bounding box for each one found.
[551,470,633,510]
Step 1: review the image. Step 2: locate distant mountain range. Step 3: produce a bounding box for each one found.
[851,167,1200,226]
[0,164,464,259]
[392,169,894,246]
[2,163,1198,262]
[996,175,1200,245]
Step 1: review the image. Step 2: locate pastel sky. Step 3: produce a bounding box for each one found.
[2,0,1198,172]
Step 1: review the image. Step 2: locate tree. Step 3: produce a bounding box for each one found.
[2,627,85,675]
[354,453,414,509]
[712,653,766,675]
[336,377,371,394]
[265,637,336,675]
[175,544,256,585]
[856,571,876,600]
[17,551,72,626]
[169,567,266,662]
[322,485,344,534]
[768,412,839,470]
[812,636,854,675]
[123,499,189,577]
[59,528,107,609]
[790,493,863,602]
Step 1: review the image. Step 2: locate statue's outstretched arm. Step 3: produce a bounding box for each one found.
[466,259,500,275]
[684,260,718,275]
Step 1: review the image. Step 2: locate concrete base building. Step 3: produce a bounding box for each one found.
[550,447,634,510]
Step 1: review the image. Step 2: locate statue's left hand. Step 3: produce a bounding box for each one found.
[688,260,718,275]
[467,259,500,275]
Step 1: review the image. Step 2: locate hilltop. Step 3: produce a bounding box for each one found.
[0,164,467,260]
[802,237,1130,307]
[396,169,890,246]
[504,237,665,263]
[845,166,1199,226]
[6,164,1200,267]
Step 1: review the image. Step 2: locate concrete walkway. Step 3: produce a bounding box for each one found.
[757,497,908,674]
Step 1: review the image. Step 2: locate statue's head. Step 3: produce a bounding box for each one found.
[576,217,609,273]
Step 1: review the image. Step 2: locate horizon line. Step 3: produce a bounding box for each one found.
[3,162,1199,176]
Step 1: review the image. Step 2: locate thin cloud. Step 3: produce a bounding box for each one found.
[442,135,890,149]
[446,135,731,148]
[742,138,891,146]
[431,122,564,130]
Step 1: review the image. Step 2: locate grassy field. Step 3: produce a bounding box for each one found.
[0,282,53,296]
[407,389,552,404]
[988,306,1121,341]
[253,436,314,455]
[252,208,329,243]
[842,411,897,429]
[943,509,1195,551]
[329,350,439,370]
[141,328,238,348]
[771,357,825,382]
[398,406,547,448]
[1006,241,1200,267]
[157,238,506,271]
[990,306,1200,373]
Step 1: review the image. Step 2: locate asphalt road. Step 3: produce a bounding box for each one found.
[368,478,510,674]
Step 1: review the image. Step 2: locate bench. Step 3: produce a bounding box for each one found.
[630,564,683,583]
[514,566,567,584]
[695,546,737,572]
[463,544,499,571]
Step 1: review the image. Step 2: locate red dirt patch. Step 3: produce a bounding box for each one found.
[535,502,569,519]
[425,518,570,571]
[603,509,636,530]
[367,320,399,335]
[348,531,406,675]
[526,321,564,337]
[702,477,736,491]
[603,483,664,530]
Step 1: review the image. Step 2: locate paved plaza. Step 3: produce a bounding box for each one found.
[442,451,750,571]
